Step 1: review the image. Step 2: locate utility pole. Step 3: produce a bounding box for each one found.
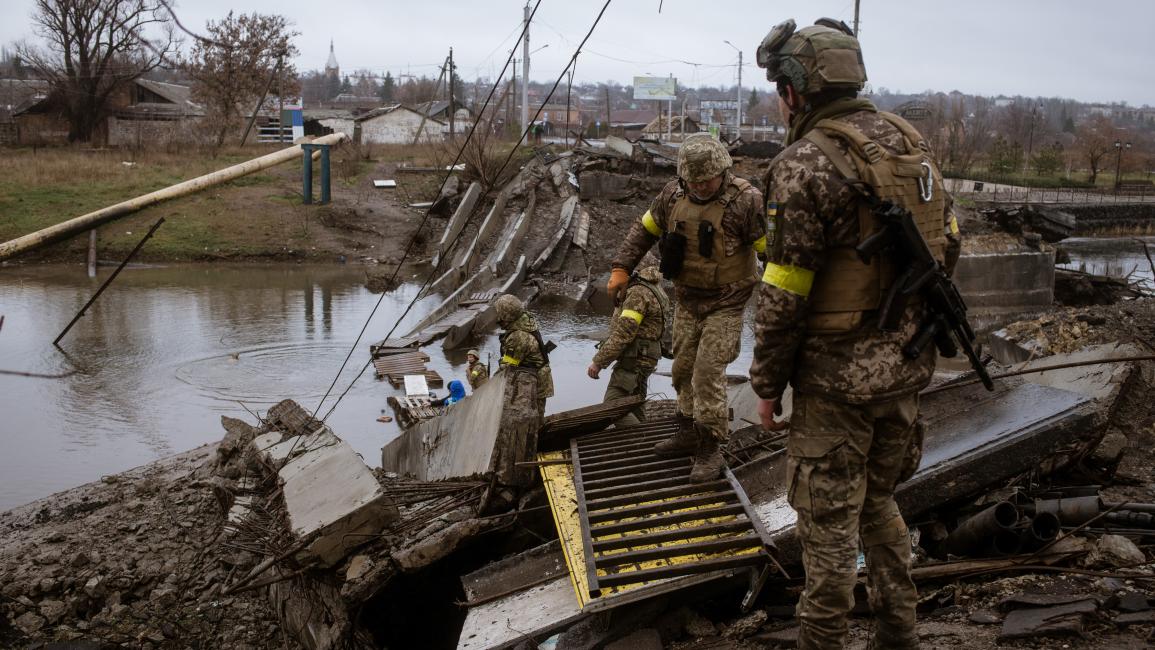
[604,86,612,138]
[521,2,531,138]
[448,47,455,140]
[510,59,518,138]
[853,0,861,36]
[736,50,742,141]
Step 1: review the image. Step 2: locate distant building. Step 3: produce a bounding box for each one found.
[324,40,339,80]
[355,104,446,144]
[12,77,203,146]
[413,99,475,134]
[641,114,700,141]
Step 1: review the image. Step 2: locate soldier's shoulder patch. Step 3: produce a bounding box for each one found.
[766,201,779,217]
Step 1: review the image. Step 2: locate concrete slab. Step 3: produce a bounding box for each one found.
[433,181,482,267]
[381,372,507,481]
[280,433,398,566]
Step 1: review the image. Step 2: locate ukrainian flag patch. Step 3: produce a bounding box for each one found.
[766,201,778,217]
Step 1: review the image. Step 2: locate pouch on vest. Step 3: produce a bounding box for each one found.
[698,221,715,258]
[659,229,687,280]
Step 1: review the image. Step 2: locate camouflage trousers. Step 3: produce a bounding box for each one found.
[787,391,921,650]
[670,305,743,441]
[603,364,653,427]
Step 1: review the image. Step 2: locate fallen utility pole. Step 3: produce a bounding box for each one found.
[53,218,165,347]
[0,132,348,262]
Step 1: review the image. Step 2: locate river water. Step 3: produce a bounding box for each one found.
[14,238,1146,512]
[0,264,767,511]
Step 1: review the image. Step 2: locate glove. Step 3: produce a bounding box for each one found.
[607,268,630,304]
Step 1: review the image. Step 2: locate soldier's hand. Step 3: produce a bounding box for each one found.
[607,268,630,304]
[758,398,788,432]
[586,363,601,379]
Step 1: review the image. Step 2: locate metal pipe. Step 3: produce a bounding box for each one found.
[946,501,1020,557]
[1019,511,1061,550]
[0,133,348,262]
[1034,496,1101,526]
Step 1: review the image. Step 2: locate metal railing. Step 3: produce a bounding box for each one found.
[945,178,1155,205]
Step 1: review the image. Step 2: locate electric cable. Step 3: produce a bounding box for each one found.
[310,0,545,419]
[316,0,618,423]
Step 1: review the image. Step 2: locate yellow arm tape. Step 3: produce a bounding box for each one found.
[501,354,521,366]
[947,215,960,235]
[619,309,644,324]
[762,262,815,297]
[640,210,663,236]
[752,235,767,254]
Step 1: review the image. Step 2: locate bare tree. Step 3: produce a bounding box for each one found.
[184,11,299,147]
[18,0,176,143]
[1074,115,1119,184]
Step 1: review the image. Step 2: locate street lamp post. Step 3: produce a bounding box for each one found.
[723,40,742,141]
[1114,140,1132,193]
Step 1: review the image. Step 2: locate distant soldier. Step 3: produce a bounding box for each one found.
[466,349,489,390]
[608,133,767,482]
[587,264,670,427]
[495,294,554,417]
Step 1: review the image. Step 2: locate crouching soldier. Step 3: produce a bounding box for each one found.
[495,294,554,417]
[587,264,670,427]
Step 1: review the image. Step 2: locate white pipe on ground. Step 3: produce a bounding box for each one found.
[0,133,349,262]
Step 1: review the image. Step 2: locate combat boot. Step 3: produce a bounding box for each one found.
[689,431,725,483]
[653,414,699,457]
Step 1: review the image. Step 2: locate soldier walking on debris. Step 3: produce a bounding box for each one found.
[608,133,767,482]
[495,294,555,417]
[466,349,489,390]
[587,264,671,427]
[751,18,962,650]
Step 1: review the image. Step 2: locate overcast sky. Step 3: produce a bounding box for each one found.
[3,0,1153,106]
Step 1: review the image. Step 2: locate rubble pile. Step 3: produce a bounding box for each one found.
[998,299,1155,356]
[0,446,283,649]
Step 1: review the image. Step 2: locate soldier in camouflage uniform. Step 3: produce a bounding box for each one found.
[466,349,489,391]
[587,264,670,427]
[495,294,554,417]
[609,133,767,482]
[751,18,963,650]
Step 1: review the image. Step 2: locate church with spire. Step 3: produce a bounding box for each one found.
[324,39,339,80]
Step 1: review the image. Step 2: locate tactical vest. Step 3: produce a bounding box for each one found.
[618,278,671,370]
[801,112,947,333]
[667,177,757,290]
[499,328,550,369]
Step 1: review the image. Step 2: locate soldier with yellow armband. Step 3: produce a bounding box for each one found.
[751,17,963,650]
[588,264,671,427]
[608,133,767,482]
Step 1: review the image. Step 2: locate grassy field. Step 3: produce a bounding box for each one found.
[0,144,419,262]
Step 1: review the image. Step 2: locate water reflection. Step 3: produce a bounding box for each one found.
[1057,236,1155,288]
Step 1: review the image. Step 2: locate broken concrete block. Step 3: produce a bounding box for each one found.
[1085,534,1145,569]
[345,555,374,582]
[280,433,398,567]
[1115,610,1155,626]
[1115,592,1151,612]
[998,600,1097,640]
[249,432,282,457]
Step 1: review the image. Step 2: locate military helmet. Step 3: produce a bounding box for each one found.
[494,294,524,325]
[467,349,480,359]
[756,18,867,95]
[636,265,662,283]
[677,133,732,183]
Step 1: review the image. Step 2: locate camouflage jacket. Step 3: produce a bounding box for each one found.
[592,280,667,370]
[499,312,555,399]
[467,360,489,390]
[750,107,962,404]
[612,175,767,317]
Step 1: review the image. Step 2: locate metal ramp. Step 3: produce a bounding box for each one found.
[541,417,780,610]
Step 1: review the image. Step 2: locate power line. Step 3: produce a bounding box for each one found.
[317,0,618,422]
[310,0,544,419]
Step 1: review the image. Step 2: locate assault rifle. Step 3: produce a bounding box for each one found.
[856,200,995,391]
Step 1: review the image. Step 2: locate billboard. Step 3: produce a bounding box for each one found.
[633,76,676,101]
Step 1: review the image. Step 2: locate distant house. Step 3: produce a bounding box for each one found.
[413,99,474,133]
[607,109,658,139]
[355,104,446,144]
[303,108,356,139]
[12,77,202,146]
[106,79,203,147]
[641,115,700,140]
